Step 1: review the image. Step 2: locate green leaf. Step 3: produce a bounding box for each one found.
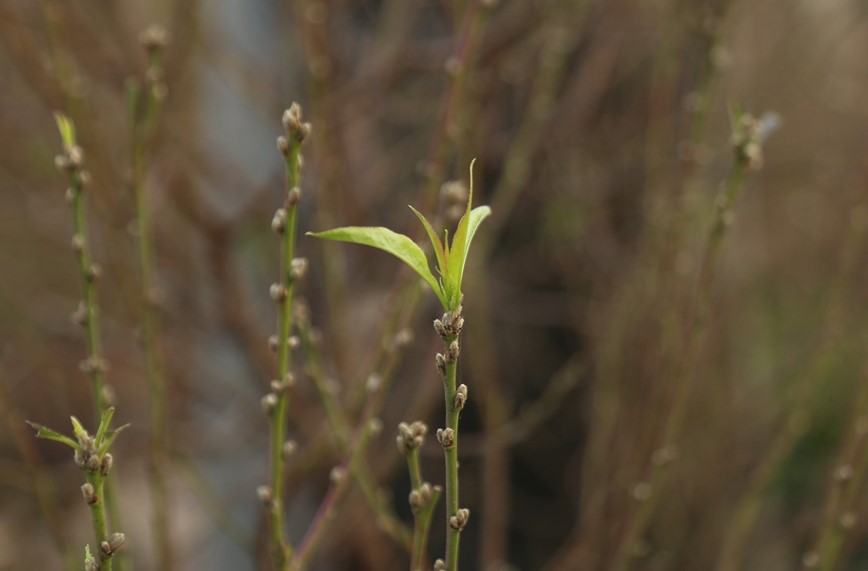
[308,226,448,308]
[85,545,96,568]
[99,423,130,454]
[26,421,80,450]
[70,416,89,444]
[445,160,491,307]
[95,406,115,446]
[447,206,492,306]
[409,206,447,276]
[53,111,76,148]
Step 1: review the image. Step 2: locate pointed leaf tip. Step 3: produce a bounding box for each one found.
[409,205,447,276]
[26,420,80,450]
[53,111,76,148]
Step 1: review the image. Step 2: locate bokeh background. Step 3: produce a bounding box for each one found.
[2,0,868,570]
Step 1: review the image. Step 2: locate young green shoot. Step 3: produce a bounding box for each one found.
[28,408,128,571]
[309,159,490,571]
[308,159,490,313]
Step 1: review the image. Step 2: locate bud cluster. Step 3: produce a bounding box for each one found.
[257,485,276,510]
[731,112,779,171]
[449,508,471,531]
[78,355,108,375]
[290,257,309,281]
[396,421,428,456]
[436,427,455,449]
[408,482,440,514]
[140,24,170,54]
[100,532,126,557]
[270,373,295,394]
[55,143,91,213]
[454,384,468,410]
[73,433,113,477]
[433,306,464,339]
[281,103,312,146]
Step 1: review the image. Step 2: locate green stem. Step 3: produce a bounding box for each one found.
[407,448,441,571]
[414,489,441,571]
[59,123,125,570]
[268,131,303,571]
[70,173,107,418]
[129,48,172,570]
[407,448,423,491]
[443,334,462,571]
[87,473,112,571]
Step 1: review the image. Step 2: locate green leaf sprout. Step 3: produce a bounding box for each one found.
[308,159,491,311]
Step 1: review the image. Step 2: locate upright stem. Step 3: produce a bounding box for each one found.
[400,422,442,571]
[266,104,308,570]
[443,340,461,570]
[87,472,113,571]
[612,111,766,571]
[55,114,127,571]
[434,307,468,571]
[129,31,172,570]
[69,171,108,418]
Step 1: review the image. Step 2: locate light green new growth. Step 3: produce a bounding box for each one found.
[28,408,127,571]
[309,159,491,311]
[309,160,489,571]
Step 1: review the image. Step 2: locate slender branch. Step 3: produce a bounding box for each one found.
[288,383,387,571]
[611,111,772,571]
[263,104,310,571]
[128,25,172,571]
[57,147,107,419]
[86,473,111,571]
[715,190,866,571]
[810,371,868,570]
[399,422,443,571]
[54,114,129,570]
[434,308,469,571]
[295,303,413,550]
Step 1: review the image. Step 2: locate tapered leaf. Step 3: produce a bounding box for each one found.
[409,206,447,276]
[445,160,491,306]
[95,406,115,446]
[100,423,131,454]
[26,421,80,450]
[53,112,76,148]
[70,416,89,444]
[446,206,491,306]
[308,226,448,308]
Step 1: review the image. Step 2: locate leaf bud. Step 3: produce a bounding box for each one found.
[271,208,287,233]
[261,393,278,415]
[81,483,97,505]
[290,257,308,280]
[436,427,454,448]
[100,453,113,476]
[455,384,468,410]
[449,508,470,531]
[281,440,297,460]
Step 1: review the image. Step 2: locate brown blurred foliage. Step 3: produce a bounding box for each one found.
[2,0,868,570]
